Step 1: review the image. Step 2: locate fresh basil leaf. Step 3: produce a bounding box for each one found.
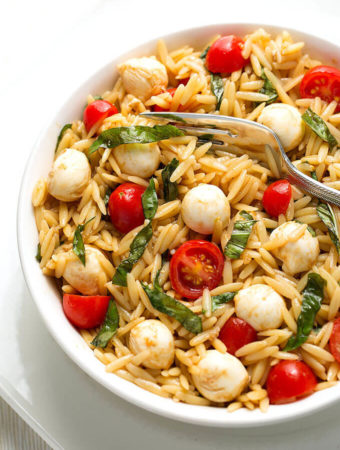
[113,223,153,286]
[211,292,237,312]
[91,299,119,348]
[259,69,278,104]
[210,74,224,110]
[294,219,316,237]
[142,178,158,220]
[161,158,179,202]
[284,273,326,351]
[93,95,103,100]
[55,123,72,152]
[302,108,337,147]
[72,217,95,266]
[142,283,202,334]
[317,203,340,253]
[200,45,210,60]
[311,171,318,181]
[35,243,42,262]
[104,187,112,206]
[224,211,256,259]
[89,125,184,154]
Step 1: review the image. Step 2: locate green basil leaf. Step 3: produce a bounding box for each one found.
[161,158,179,202]
[224,211,256,259]
[113,222,153,286]
[55,123,72,152]
[142,178,158,220]
[103,187,112,206]
[72,217,95,266]
[35,243,42,262]
[93,95,103,100]
[302,108,337,147]
[211,292,237,312]
[210,74,224,109]
[317,202,340,253]
[142,283,202,334]
[200,46,210,60]
[89,125,185,154]
[284,273,326,351]
[295,219,316,237]
[91,299,119,348]
[311,171,318,181]
[259,69,278,104]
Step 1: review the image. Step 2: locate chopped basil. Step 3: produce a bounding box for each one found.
[103,187,112,206]
[161,158,179,202]
[89,125,184,154]
[142,283,202,334]
[224,211,256,259]
[112,179,158,286]
[200,45,210,60]
[72,217,95,266]
[210,74,224,109]
[317,203,340,253]
[35,243,42,262]
[302,108,337,147]
[55,123,72,152]
[311,171,318,181]
[91,299,119,348]
[211,292,237,312]
[259,68,278,104]
[93,95,103,100]
[284,273,326,351]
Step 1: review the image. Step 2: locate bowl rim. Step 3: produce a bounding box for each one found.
[17,22,340,428]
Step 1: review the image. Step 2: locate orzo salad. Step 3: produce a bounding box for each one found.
[32,28,340,412]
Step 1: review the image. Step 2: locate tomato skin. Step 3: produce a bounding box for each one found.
[300,65,340,112]
[206,35,248,74]
[153,88,177,112]
[83,100,118,132]
[108,183,146,234]
[169,240,224,300]
[218,317,257,355]
[329,317,340,363]
[267,360,317,404]
[262,179,292,217]
[63,294,110,329]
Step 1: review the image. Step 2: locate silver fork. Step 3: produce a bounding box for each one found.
[141,111,340,207]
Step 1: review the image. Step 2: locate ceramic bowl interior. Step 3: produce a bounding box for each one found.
[17,23,340,427]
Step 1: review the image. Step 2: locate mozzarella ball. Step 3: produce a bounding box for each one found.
[48,148,91,202]
[62,246,113,295]
[118,57,168,101]
[192,350,248,402]
[181,184,230,234]
[258,104,305,151]
[270,221,319,275]
[113,143,160,178]
[129,320,175,370]
[234,284,285,331]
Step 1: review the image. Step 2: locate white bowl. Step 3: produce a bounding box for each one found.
[17,23,340,427]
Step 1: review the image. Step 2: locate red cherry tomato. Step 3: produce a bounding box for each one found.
[83,100,118,132]
[218,317,257,355]
[153,88,177,112]
[267,360,317,404]
[329,317,340,363]
[206,35,248,74]
[300,65,340,112]
[108,183,146,234]
[262,179,292,217]
[169,240,224,300]
[63,294,110,329]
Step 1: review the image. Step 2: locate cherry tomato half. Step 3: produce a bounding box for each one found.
[169,240,224,300]
[329,317,340,363]
[300,65,340,112]
[206,35,248,74]
[262,179,292,217]
[267,360,317,405]
[83,100,118,132]
[218,317,257,355]
[63,294,110,329]
[108,183,146,234]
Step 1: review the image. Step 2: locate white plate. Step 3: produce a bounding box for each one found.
[16,22,340,428]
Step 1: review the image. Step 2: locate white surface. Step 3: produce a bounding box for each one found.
[2,0,340,448]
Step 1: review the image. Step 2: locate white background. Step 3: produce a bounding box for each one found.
[2,0,340,448]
